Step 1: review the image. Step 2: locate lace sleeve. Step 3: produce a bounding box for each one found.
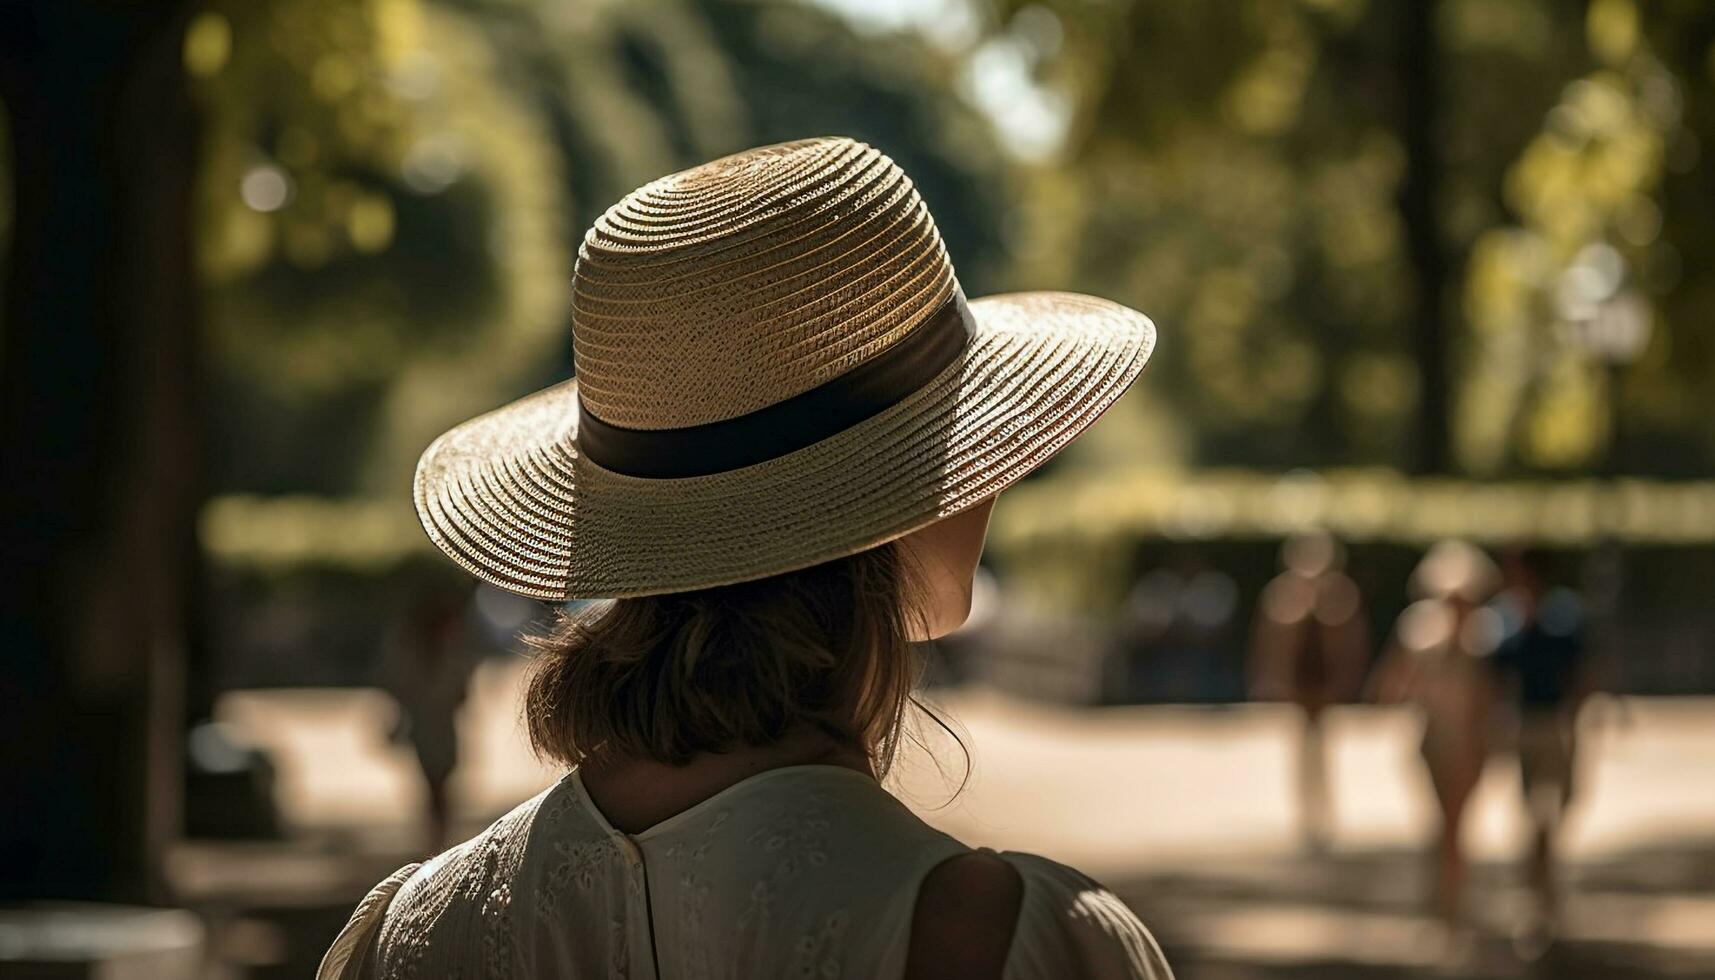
[317,863,422,980]
[998,852,1174,980]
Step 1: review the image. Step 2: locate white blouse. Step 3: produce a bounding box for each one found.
[320,765,1173,979]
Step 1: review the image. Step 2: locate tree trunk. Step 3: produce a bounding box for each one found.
[0,0,202,902]
[1397,0,1452,475]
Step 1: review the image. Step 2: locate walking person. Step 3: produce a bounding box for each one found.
[1249,530,1370,851]
[1490,547,1594,947]
[381,573,479,850]
[1369,540,1502,932]
[321,137,1171,978]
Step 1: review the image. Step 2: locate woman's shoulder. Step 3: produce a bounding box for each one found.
[994,850,1174,979]
[403,771,604,890]
[320,772,596,974]
[318,862,421,980]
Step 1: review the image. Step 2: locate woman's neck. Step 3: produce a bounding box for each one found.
[578,725,875,835]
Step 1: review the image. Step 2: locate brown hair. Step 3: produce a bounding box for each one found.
[523,541,939,776]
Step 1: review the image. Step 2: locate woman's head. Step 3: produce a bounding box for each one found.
[523,497,996,773]
[412,139,1155,608]
[1408,539,1500,610]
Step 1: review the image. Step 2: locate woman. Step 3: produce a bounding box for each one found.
[321,137,1170,978]
[1248,531,1369,851]
[1370,540,1502,930]
[378,570,478,850]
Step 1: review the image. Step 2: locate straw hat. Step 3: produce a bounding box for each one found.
[415,137,1156,599]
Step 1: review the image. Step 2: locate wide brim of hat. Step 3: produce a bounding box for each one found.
[414,291,1155,600]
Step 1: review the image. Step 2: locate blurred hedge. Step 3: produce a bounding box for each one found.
[203,471,1715,572]
[991,468,1715,550]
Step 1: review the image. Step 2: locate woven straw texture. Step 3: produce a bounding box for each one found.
[415,138,1156,599]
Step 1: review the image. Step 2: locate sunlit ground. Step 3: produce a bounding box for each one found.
[182,661,1715,977]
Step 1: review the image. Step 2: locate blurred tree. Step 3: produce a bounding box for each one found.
[192,0,574,495]
[988,0,1423,470]
[1645,2,1715,475]
[195,0,1007,502]
[0,0,203,901]
[1396,0,1447,474]
[984,0,1715,478]
[0,107,10,342]
[1456,0,1715,476]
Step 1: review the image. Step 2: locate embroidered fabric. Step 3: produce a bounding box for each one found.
[319,765,1173,979]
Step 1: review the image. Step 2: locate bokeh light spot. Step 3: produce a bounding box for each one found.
[348,195,396,254]
[239,165,293,213]
[183,12,231,79]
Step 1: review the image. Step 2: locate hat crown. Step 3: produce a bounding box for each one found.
[571,137,956,431]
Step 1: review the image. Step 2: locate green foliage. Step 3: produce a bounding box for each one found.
[185,0,1715,521]
[1457,0,1702,474]
[986,0,1715,477]
[992,0,1418,470]
[192,0,572,493]
[191,0,1007,499]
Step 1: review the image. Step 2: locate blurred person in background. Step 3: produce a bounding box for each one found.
[1369,540,1502,934]
[320,139,1171,979]
[1248,530,1370,851]
[380,571,479,851]
[1490,546,1595,944]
